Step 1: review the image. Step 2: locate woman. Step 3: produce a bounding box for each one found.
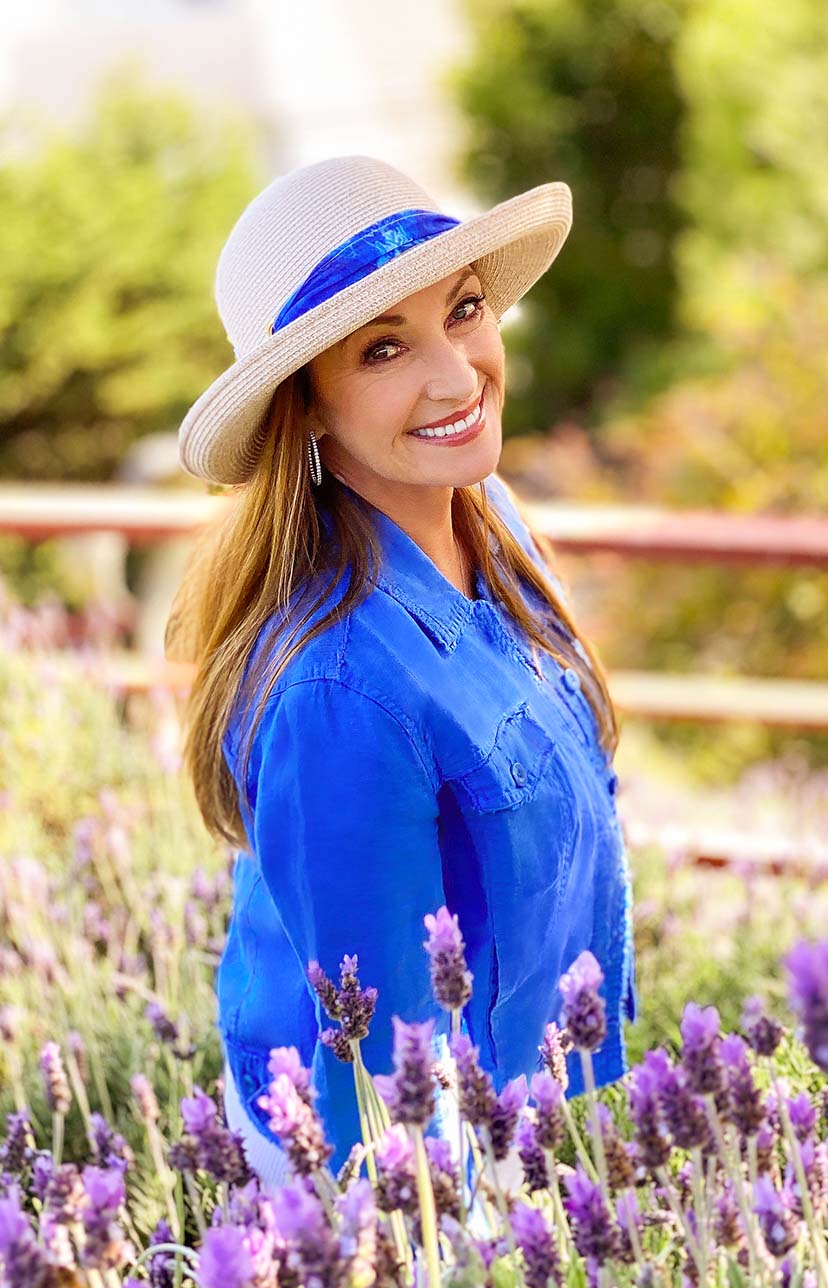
[168,154,637,1194]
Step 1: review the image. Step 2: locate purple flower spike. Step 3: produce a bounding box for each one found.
[680,1002,725,1096]
[787,1092,817,1142]
[510,1201,562,1287]
[489,1074,528,1161]
[515,1113,550,1192]
[719,1033,765,1136]
[307,954,377,1054]
[784,940,828,1072]
[267,1047,312,1100]
[558,950,607,1053]
[742,995,784,1057]
[628,1054,672,1171]
[0,1183,52,1285]
[449,1032,497,1129]
[181,1087,217,1136]
[529,1071,565,1151]
[423,906,473,1012]
[658,1058,711,1152]
[563,1163,622,1264]
[197,1224,255,1288]
[753,1175,800,1258]
[374,1016,436,1127]
[538,1020,572,1089]
[271,1182,343,1285]
[374,1124,417,1216]
[257,1072,333,1176]
[39,1041,71,1115]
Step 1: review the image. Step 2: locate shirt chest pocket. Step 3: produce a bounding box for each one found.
[449,700,569,815]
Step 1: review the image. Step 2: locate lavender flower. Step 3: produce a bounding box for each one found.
[0,1183,52,1287]
[175,1086,251,1183]
[43,1161,85,1224]
[307,953,378,1054]
[784,939,828,1071]
[515,1113,550,1192]
[197,1224,255,1288]
[679,1002,725,1097]
[448,1032,497,1129]
[510,1200,562,1287]
[753,1174,800,1258]
[145,1001,179,1045]
[538,1020,572,1090]
[615,1188,643,1264]
[563,1162,623,1264]
[529,1071,566,1151]
[374,1124,418,1215]
[558,950,607,1053]
[596,1103,636,1191]
[741,995,784,1057]
[787,1091,817,1143]
[38,1040,71,1114]
[271,1181,343,1286]
[0,1111,34,1177]
[374,1016,437,1127]
[489,1075,528,1160]
[712,1177,743,1248]
[147,1218,177,1288]
[719,1033,765,1136]
[655,1051,712,1152]
[131,1072,160,1122]
[257,1069,333,1176]
[79,1164,134,1271]
[628,1050,672,1171]
[336,1178,378,1284]
[423,906,473,1011]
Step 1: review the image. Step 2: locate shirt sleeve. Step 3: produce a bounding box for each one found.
[247,676,448,1164]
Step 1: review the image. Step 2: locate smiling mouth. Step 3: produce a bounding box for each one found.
[407,388,487,445]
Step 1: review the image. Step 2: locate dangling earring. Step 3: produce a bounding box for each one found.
[307,428,323,486]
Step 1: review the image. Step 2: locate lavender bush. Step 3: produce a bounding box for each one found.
[6,603,828,1284]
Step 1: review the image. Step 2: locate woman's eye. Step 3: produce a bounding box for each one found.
[361,293,486,364]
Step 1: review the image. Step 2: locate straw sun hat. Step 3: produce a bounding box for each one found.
[177,154,573,487]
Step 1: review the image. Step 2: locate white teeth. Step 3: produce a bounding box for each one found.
[410,397,483,439]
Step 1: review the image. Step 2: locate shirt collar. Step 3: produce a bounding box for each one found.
[319,480,497,652]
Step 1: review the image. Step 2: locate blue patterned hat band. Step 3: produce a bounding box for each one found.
[269,208,462,336]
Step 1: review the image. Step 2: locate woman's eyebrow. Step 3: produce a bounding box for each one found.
[338,269,477,348]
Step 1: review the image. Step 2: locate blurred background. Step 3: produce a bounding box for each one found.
[2,0,828,1176]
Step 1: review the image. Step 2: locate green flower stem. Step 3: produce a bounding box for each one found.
[621,1184,646,1270]
[690,1144,709,1282]
[480,1125,519,1267]
[542,1147,575,1266]
[702,1096,763,1283]
[183,1170,207,1239]
[771,1071,828,1288]
[129,1241,200,1275]
[560,1095,600,1184]
[579,1049,609,1195]
[350,1043,378,1185]
[51,1110,64,1168]
[655,1165,704,1277]
[465,1122,499,1234]
[147,1115,184,1241]
[411,1124,442,1288]
[450,1008,467,1225]
[351,1041,413,1283]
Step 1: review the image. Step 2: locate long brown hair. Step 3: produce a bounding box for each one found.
[165,368,619,854]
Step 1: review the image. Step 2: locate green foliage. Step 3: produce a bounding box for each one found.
[447,0,687,434]
[0,60,263,481]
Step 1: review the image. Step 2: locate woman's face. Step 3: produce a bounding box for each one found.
[304,265,505,499]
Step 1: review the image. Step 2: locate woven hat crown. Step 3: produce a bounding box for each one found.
[215,155,443,362]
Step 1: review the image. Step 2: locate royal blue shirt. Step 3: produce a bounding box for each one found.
[217,471,637,1174]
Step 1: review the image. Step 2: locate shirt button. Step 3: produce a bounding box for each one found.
[562,667,581,692]
[511,761,527,786]
[607,771,618,796]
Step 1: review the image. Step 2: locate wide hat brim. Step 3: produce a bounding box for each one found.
[178,180,572,487]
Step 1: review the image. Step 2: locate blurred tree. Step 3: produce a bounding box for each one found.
[0,62,263,481]
[671,0,828,337]
[448,0,689,436]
